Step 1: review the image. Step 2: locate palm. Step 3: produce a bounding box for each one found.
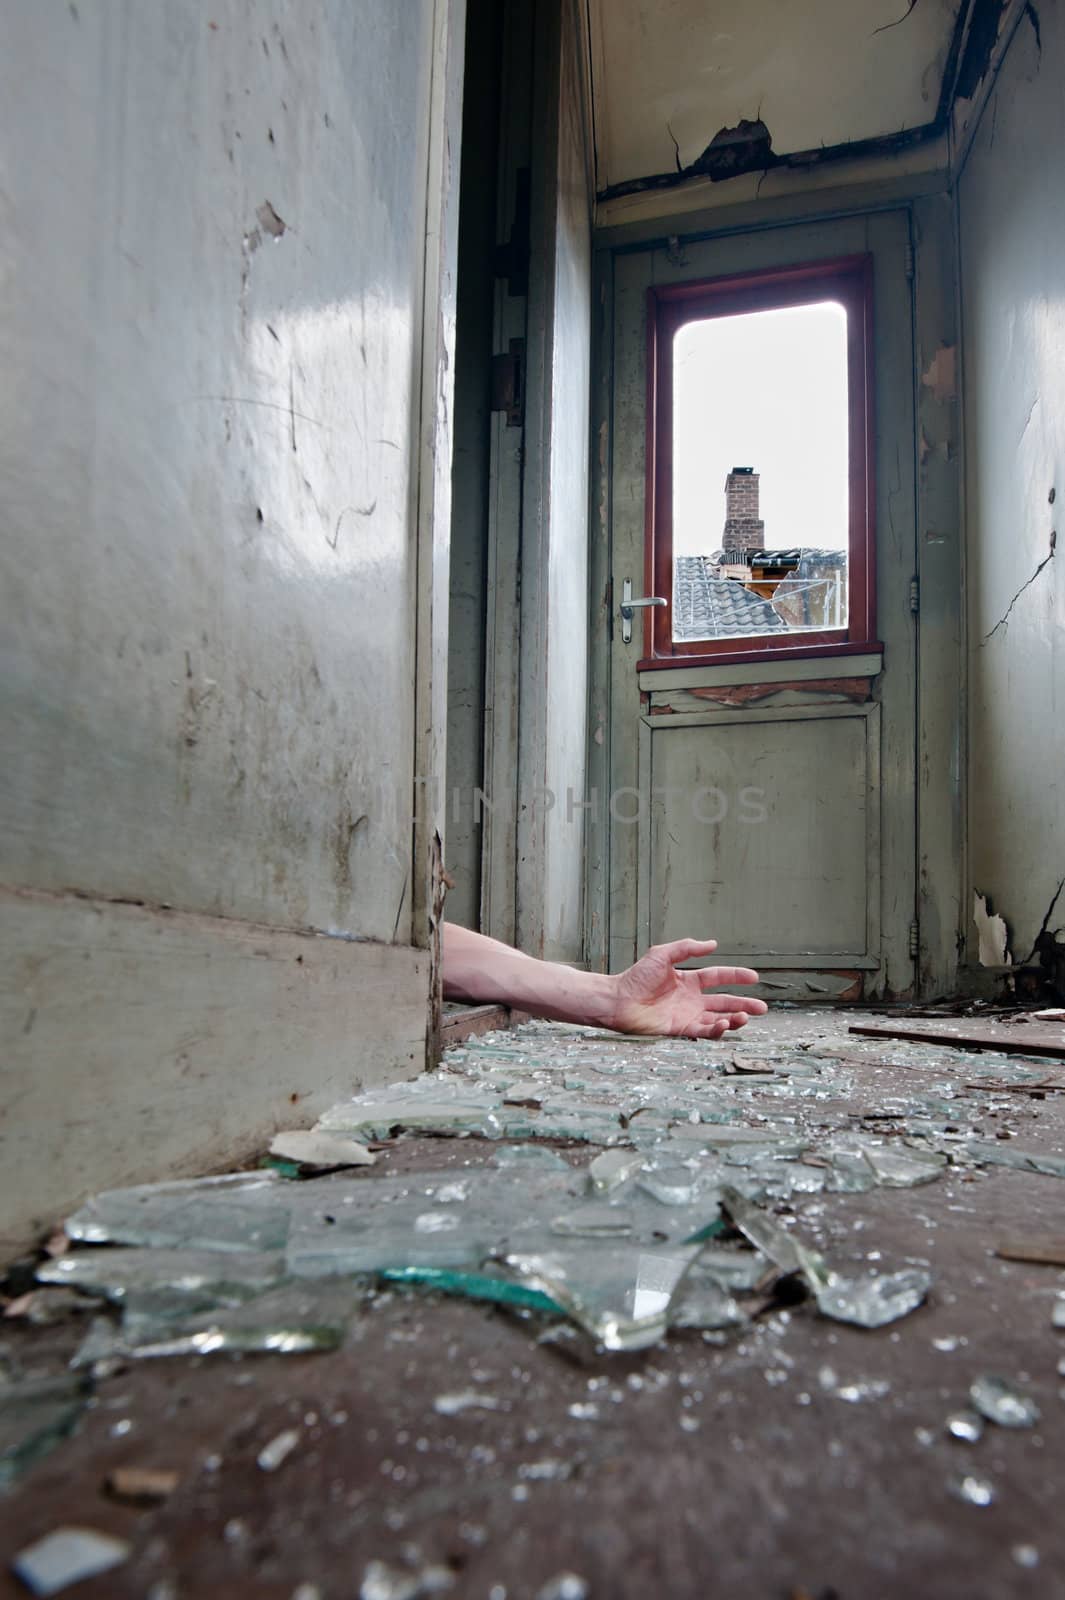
[610,939,766,1040]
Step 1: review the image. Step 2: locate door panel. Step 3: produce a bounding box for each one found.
[599,210,916,1001]
[639,704,880,965]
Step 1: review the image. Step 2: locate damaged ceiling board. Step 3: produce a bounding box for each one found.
[588,0,962,192]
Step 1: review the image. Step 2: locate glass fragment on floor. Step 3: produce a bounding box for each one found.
[70,1282,362,1365]
[12,1527,131,1596]
[0,1374,91,1489]
[967,1141,1065,1179]
[816,1267,931,1328]
[503,1242,702,1351]
[42,1012,1065,1366]
[969,1374,1040,1427]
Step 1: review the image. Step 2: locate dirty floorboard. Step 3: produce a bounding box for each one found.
[2,1009,1065,1599]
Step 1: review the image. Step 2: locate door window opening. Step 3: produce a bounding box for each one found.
[645,257,877,666]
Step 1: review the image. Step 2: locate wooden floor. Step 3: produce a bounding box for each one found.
[3,1008,1064,1599]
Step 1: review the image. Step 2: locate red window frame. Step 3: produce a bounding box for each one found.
[641,254,879,668]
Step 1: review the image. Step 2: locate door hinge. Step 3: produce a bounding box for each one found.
[909,576,920,615]
[909,921,920,959]
[905,242,915,281]
[493,166,531,298]
[491,338,525,428]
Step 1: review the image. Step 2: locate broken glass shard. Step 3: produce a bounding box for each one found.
[946,1410,984,1443]
[0,1375,90,1489]
[318,1098,504,1141]
[720,1187,831,1292]
[64,1172,292,1253]
[637,1166,700,1206]
[586,1149,644,1194]
[257,1428,300,1472]
[688,1245,769,1292]
[490,1146,573,1173]
[360,1560,454,1600]
[670,1270,746,1331]
[284,1168,575,1277]
[969,1374,1040,1428]
[503,1243,701,1351]
[816,1268,931,1329]
[861,1145,948,1187]
[834,1378,891,1402]
[12,1527,131,1596]
[967,1141,1065,1179]
[821,1151,876,1194]
[950,1473,995,1507]
[549,1204,634,1239]
[71,1282,361,1364]
[722,1141,808,1167]
[377,1266,562,1316]
[38,1248,286,1304]
[536,1576,589,1600]
[269,1131,375,1169]
[432,1391,503,1416]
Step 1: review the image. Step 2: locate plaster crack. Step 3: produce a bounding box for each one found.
[873,0,919,36]
[981,538,1056,643]
[328,501,378,551]
[1021,875,1065,965]
[1025,0,1042,57]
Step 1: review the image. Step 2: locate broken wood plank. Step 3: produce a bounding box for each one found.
[963,1079,1065,1096]
[994,1238,1065,1267]
[848,1018,1065,1060]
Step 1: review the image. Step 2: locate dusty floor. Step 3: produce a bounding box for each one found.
[2,1008,1065,1599]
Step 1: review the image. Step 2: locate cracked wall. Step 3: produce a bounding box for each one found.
[959,0,1065,986]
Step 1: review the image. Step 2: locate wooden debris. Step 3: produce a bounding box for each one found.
[725,1056,776,1075]
[994,1238,1065,1267]
[849,1018,1065,1060]
[964,1078,1065,1096]
[105,1466,180,1505]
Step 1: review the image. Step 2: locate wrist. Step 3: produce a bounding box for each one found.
[582,970,621,1031]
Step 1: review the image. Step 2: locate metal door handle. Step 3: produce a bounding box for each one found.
[619,578,667,643]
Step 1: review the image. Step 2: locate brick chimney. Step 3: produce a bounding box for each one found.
[722,466,765,554]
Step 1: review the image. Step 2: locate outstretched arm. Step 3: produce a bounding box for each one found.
[441,923,767,1041]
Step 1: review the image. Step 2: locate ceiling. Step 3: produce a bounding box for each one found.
[587,0,966,194]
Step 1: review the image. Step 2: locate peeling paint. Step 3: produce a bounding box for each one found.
[255,199,288,239]
[684,677,873,708]
[921,344,957,402]
[973,890,1012,967]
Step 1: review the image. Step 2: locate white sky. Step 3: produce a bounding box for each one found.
[672,301,849,556]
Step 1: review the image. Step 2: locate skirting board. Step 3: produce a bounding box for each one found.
[0,887,430,1258]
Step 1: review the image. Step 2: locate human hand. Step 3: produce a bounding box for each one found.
[607,937,768,1040]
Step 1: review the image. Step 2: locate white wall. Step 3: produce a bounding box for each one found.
[0,0,461,1250]
[958,0,1065,971]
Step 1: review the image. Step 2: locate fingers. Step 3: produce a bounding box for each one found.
[682,1007,764,1040]
[656,937,718,965]
[683,1017,732,1040]
[702,993,770,1016]
[698,964,761,989]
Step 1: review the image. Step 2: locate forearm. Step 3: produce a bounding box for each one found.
[441,922,618,1029]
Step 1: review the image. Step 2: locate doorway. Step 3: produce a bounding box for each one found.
[589,211,919,1002]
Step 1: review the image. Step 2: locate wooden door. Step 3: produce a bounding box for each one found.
[593,210,917,1003]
